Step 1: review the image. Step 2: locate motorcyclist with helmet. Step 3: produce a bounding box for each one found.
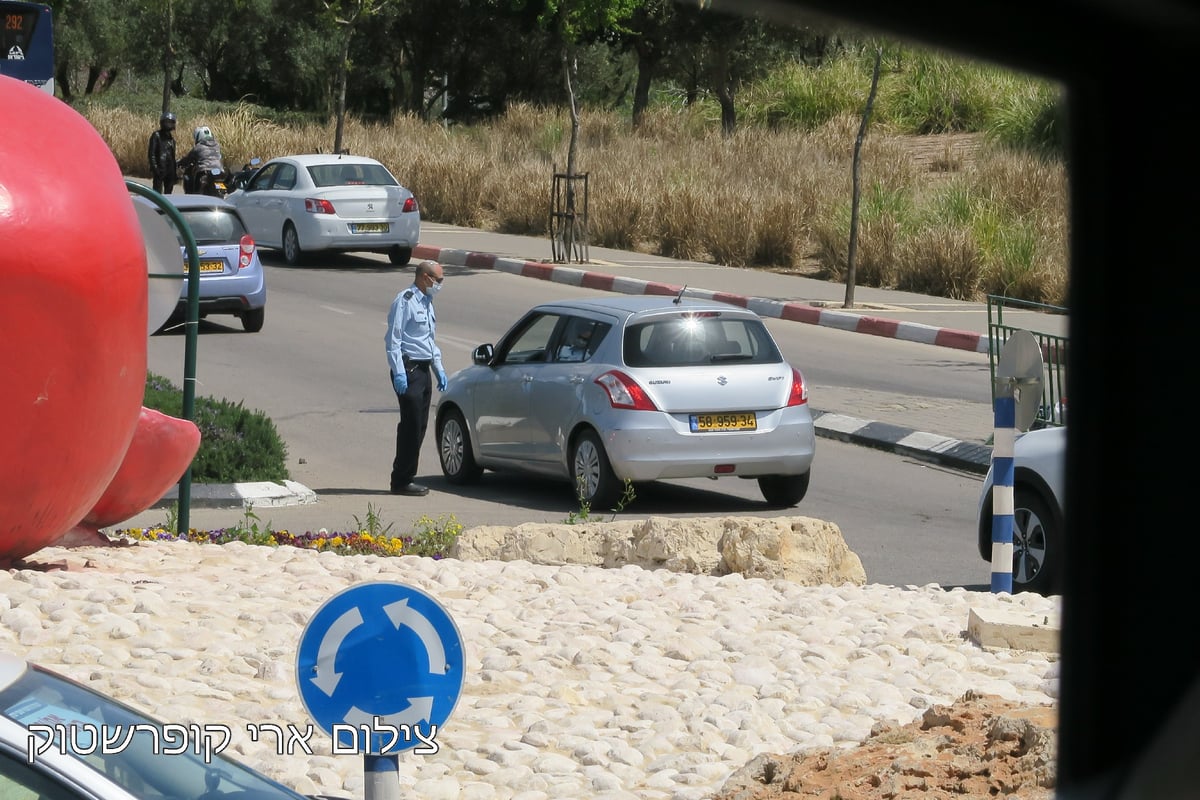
[178,126,227,195]
[147,112,178,194]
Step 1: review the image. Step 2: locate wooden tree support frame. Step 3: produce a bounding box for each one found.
[550,170,589,264]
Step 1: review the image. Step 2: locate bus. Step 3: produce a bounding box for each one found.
[1,1,53,95]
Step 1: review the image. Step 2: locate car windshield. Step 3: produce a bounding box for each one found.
[307,163,398,188]
[623,313,782,367]
[176,208,248,246]
[0,664,307,800]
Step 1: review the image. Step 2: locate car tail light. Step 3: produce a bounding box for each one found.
[596,370,659,411]
[305,198,336,214]
[402,197,418,213]
[239,235,255,269]
[787,367,808,407]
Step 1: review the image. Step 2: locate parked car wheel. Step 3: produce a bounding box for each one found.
[1012,486,1060,595]
[572,429,620,509]
[282,223,304,266]
[438,409,483,484]
[758,471,810,507]
[389,246,413,265]
[241,307,265,333]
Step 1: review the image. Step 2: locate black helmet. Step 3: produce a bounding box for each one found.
[160,112,177,130]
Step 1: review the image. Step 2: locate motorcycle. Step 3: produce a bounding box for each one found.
[229,157,262,192]
[180,165,230,198]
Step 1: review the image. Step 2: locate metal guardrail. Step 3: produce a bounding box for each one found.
[986,294,1068,428]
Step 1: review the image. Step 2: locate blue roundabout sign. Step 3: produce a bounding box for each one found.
[296,582,465,755]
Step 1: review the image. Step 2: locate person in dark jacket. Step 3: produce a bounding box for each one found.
[147,112,178,194]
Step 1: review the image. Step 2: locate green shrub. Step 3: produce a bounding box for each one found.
[143,372,289,483]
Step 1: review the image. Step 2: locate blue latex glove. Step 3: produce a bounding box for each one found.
[435,368,448,392]
[392,371,408,395]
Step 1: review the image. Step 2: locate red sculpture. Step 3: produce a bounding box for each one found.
[0,76,200,564]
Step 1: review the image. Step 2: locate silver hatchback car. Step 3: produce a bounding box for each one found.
[435,296,815,508]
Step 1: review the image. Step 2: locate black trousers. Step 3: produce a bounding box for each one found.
[390,363,432,489]
[153,174,176,194]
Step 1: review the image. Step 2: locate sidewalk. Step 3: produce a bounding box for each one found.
[176,226,1056,509]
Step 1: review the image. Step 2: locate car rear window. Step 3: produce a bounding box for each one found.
[623,314,782,367]
[307,163,399,188]
[177,208,249,245]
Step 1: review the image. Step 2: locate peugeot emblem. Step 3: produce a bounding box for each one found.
[367,202,374,211]
[717,376,728,386]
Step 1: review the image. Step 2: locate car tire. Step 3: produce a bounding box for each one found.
[438,409,483,484]
[282,223,305,266]
[571,429,620,509]
[1011,486,1060,595]
[758,472,810,507]
[388,247,412,266]
[241,307,265,333]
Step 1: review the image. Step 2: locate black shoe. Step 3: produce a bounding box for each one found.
[390,482,429,497]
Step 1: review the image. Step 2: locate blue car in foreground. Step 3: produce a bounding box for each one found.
[142,194,268,333]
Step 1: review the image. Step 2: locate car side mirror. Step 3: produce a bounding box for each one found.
[473,343,494,365]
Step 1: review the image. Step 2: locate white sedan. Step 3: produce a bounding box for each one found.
[227,154,420,266]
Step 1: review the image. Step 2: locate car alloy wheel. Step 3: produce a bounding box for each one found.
[1011,487,1059,594]
[438,409,482,484]
[571,430,619,509]
[282,223,304,266]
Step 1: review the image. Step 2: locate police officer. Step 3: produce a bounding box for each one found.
[384,260,447,496]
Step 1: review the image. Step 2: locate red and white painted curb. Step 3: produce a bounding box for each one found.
[415,244,990,355]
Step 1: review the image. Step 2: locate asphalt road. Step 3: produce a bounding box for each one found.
[127,229,1001,590]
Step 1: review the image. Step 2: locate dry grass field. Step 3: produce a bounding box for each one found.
[91,103,1068,306]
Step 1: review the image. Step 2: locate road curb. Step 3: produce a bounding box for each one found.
[414,244,991,355]
[812,411,992,475]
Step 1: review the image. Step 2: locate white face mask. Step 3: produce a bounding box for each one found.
[425,280,443,297]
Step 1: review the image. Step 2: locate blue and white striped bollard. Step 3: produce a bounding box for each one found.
[990,392,1016,593]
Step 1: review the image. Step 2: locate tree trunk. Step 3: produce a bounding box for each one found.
[846,47,883,309]
[631,40,657,130]
[560,46,582,262]
[712,43,736,136]
[333,24,353,154]
[160,0,173,114]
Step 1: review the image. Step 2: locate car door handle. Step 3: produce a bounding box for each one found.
[569,376,585,384]
[523,375,535,383]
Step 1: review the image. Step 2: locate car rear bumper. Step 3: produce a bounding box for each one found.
[297,216,419,251]
[599,408,816,481]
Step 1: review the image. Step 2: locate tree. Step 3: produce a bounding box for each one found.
[48,0,133,101]
[326,0,392,153]
[845,45,882,309]
[523,0,638,261]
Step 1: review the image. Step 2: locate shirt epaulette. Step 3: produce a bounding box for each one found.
[403,290,414,300]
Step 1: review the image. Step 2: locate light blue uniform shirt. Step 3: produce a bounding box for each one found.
[385,284,443,376]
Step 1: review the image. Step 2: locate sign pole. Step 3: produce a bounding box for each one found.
[990,383,1016,593]
[988,328,1043,593]
[364,754,401,800]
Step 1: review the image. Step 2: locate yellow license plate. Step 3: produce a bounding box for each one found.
[183,260,225,273]
[353,222,389,233]
[690,412,757,432]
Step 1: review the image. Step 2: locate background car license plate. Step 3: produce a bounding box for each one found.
[352,222,389,233]
[183,260,225,273]
[690,412,757,432]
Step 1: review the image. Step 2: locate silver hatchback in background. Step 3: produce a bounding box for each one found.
[435,296,815,508]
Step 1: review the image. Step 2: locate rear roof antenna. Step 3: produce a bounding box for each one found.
[673,285,687,305]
